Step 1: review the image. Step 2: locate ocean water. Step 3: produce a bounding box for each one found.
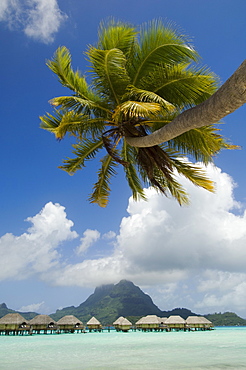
[0,327,246,369]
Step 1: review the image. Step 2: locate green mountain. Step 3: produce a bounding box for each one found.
[50,280,198,324]
[205,312,246,326]
[0,303,37,320]
[51,280,163,324]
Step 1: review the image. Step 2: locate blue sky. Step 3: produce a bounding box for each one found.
[1,0,246,317]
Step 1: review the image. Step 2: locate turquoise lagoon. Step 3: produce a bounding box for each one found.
[1,327,246,369]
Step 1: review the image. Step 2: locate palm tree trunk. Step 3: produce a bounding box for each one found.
[126,60,246,148]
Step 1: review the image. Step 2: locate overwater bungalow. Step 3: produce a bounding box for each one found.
[86,316,102,332]
[0,313,30,335]
[165,315,186,331]
[186,316,213,331]
[57,315,84,333]
[135,315,162,331]
[29,315,57,334]
[113,316,132,332]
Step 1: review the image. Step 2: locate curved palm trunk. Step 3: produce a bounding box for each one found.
[126,60,246,148]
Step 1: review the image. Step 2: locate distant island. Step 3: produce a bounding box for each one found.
[1,280,246,326]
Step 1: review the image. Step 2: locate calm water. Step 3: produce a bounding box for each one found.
[0,328,246,369]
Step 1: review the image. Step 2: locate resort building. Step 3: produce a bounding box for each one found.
[135,315,163,331]
[113,316,132,332]
[165,315,186,331]
[186,316,213,330]
[86,316,102,332]
[29,315,57,334]
[0,313,30,335]
[57,315,84,333]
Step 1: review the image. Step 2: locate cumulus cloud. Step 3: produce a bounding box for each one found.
[115,165,246,276]
[76,229,100,255]
[0,202,78,281]
[0,0,67,43]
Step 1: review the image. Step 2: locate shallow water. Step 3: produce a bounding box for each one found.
[1,327,246,369]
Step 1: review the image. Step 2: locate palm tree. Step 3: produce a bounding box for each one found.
[40,19,237,207]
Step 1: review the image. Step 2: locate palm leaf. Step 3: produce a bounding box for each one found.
[113,101,161,121]
[97,19,137,57]
[40,110,105,140]
[121,140,146,201]
[141,63,218,107]
[60,138,104,174]
[123,85,175,112]
[89,155,118,207]
[40,109,64,132]
[50,95,111,117]
[170,157,214,192]
[167,125,238,163]
[47,47,94,98]
[131,20,198,86]
[159,174,190,205]
[87,47,130,104]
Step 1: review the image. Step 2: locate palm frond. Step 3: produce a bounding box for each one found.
[121,140,146,201]
[170,157,214,192]
[123,85,175,113]
[89,155,118,207]
[86,47,130,104]
[167,125,238,163]
[60,138,104,174]
[40,110,105,140]
[131,20,199,86]
[113,101,161,121]
[155,169,190,206]
[136,152,190,205]
[141,63,218,107]
[97,19,137,56]
[50,95,111,117]
[40,110,64,132]
[47,47,94,98]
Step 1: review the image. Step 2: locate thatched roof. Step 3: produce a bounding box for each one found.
[198,316,213,325]
[120,318,132,326]
[29,314,57,325]
[113,316,125,325]
[113,316,132,326]
[87,316,101,325]
[165,315,186,324]
[57,315,83,325]
[143,315,161,324]
[0,313,28,324]
[136,315,160,325]
[186,316,213,325]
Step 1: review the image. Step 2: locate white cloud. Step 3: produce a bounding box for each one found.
[102,231,116,240]
[195,271,246,315]
[76,229,100,255]
[0,202,78,281]
[19,301,45,313]
[0,0,67,43]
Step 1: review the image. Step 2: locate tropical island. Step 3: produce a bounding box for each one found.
[1,280,245,327]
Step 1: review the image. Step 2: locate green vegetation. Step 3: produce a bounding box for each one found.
[205,312,246,326]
